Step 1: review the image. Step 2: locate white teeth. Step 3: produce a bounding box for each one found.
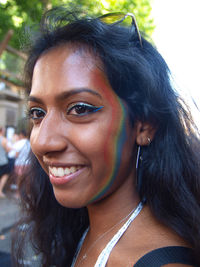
[64,168,70,175]
[58,167,64,176]
[49,166,80,177]
[70,166,76,173]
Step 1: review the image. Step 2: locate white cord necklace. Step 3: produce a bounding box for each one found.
[71,201,143,267]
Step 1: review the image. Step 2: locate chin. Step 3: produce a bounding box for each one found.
[53,191,87,209]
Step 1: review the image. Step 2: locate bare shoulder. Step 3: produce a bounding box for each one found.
[133,205,190,247]
[121,205,191,265]
[107,205,193,267]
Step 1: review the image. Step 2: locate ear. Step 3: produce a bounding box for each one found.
[135,121,157,146]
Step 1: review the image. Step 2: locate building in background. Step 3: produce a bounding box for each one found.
[0,82,26,135]
[0,30,27,136]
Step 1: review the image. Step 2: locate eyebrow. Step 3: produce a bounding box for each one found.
[28,88,102,103]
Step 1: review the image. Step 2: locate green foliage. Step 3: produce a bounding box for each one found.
[0,50,24,73]
[0,0,43,48]
[0,0,154,87]
[0,0,154,49]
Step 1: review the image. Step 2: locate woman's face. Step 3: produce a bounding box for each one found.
[29,45,138,208]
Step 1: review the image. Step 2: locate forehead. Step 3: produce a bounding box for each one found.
[31,44,112,96]
[33,44,102,79]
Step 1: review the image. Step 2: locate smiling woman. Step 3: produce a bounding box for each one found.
[12,6,200,267]
[27,44,137,209]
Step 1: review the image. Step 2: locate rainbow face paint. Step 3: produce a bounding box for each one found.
[89,98,128,203]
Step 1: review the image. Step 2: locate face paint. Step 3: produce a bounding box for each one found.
[89,98,128,203]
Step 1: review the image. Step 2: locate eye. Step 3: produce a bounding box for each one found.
[67,102,104,116]
[28,107,46,121]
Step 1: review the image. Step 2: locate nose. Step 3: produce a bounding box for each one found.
[30,111,68,156]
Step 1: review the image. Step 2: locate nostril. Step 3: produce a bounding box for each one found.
[43,147,67,158]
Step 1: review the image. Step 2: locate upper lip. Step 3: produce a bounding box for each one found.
[43,160,85,168]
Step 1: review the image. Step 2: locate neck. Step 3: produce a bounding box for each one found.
[86,178,140,238]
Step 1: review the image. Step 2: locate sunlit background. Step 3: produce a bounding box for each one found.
[152,0,200,128]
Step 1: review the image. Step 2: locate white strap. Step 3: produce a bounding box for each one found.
[94,202,143,267]
[71,202,143,267]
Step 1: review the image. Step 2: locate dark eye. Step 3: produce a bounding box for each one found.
[28,107,46,121]
[67,103,103,116]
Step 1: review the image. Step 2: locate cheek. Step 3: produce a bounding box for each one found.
[71,122,111,163]
[74,126,103,153]
[89,103,130,202]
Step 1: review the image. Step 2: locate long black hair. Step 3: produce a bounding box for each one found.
[12,6,200,267]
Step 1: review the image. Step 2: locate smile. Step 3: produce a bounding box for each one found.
[49,166,82,177]
[48,165,86,186]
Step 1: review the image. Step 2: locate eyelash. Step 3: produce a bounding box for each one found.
[67,103,104,116]
[27,107,46,121]
[27,103,104,122]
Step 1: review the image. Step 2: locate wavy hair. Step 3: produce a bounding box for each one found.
[12,7,200,266]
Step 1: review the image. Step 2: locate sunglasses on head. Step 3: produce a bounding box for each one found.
[97,12,143,48]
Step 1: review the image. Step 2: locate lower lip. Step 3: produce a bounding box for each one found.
[49,167,86,185]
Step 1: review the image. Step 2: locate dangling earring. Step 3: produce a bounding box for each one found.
[136,146,141,170]
[136,145,145,196]
[136,141,150,203]
[147,137,151,146]
[135,145,142,191]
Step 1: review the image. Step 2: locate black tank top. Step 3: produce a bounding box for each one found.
[134,246,196,266]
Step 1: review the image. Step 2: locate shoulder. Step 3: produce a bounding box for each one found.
[127,206,195,266]
[134,246,195,267]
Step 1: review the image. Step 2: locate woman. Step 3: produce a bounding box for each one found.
[13,7,200,267]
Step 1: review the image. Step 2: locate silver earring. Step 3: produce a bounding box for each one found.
[136,146,142,190]
[147,137,151,145]
[136,146,141,170]
[135,146,146,202]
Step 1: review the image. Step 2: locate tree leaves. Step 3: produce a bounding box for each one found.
[0,0,154,49]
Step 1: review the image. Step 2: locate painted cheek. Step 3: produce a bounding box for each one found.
[89,96,128,203]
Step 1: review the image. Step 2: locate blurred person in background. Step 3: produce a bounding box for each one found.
[7,133,20,174]
[13,129,30,177]
[6,130,30,197]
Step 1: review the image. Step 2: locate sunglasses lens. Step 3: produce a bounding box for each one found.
[100,14,124,24]
[98,12,142,48]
